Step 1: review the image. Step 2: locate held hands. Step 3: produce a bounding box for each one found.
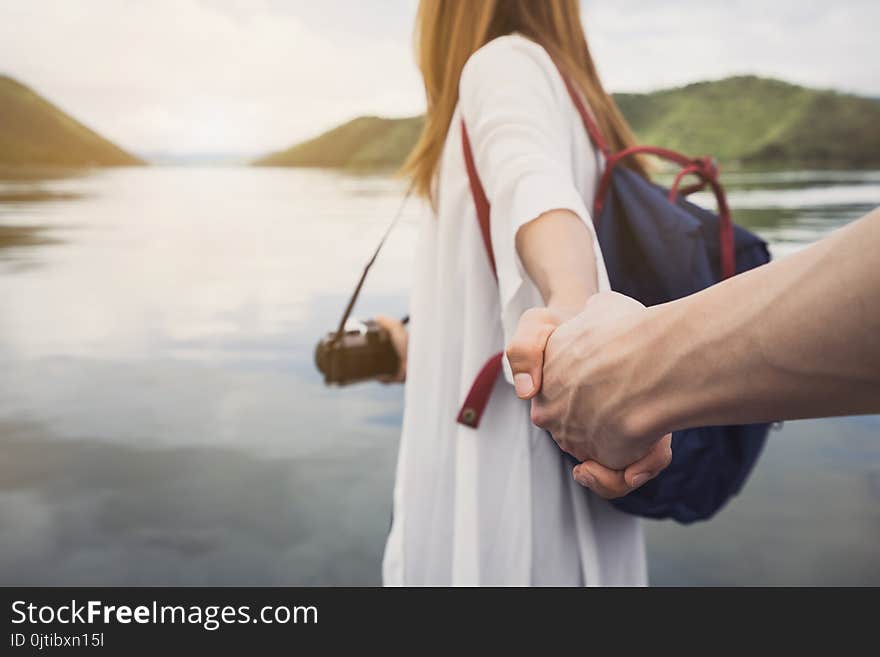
[507,293,672,498]
[376,293,673,495]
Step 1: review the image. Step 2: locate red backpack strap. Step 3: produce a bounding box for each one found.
[457,352,504,428]
[552,61,611,159]
[594,145,737,280]
[458,119,503,429]
[461,121,497,279]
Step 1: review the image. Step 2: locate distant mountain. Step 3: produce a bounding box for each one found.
[0,75,143,167]
[255,76,880,170]
[253,115,424,169]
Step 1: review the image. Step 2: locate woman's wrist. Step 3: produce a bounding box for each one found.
[546,290,593,322]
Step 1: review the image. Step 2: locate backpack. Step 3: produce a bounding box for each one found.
[457,65,770,524]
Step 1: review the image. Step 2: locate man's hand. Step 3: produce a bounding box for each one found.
[529,292,669,470]
[507,297,672,497]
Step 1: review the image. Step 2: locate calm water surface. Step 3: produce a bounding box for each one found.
[0,166,878,585]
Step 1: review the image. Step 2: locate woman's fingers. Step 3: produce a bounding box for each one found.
[506,307,561,400]
[375,314,408,383]
[571,461,633,499]
[571,435,673,498]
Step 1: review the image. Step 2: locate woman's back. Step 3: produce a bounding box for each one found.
[383,35,646,586]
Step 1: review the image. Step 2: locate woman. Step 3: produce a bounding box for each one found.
[378,0,667,586]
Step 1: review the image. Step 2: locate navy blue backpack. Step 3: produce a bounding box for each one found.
[457,69,771,524]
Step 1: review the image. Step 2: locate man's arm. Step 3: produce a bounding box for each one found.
[631,206,880,435]
[511,207,880,474]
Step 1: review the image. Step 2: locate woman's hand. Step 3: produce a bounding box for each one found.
[375,315,408,383]
[506,304,673,499]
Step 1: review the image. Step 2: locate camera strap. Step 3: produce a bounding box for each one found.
[331,185,414,345]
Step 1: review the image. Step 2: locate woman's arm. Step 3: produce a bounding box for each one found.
[459,37,670,495]
[509,209,597,397]
[516,209,599,318]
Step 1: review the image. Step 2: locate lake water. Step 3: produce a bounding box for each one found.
[0,166,878,586]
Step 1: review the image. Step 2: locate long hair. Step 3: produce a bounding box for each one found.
[403,0,646,201]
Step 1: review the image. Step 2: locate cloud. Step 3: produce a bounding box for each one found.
[0,0,423,155]
[0,0,877,156]
[584,0,880,94]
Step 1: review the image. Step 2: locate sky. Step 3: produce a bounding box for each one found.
[1,0,878,158]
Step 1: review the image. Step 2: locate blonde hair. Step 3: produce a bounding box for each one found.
[403,0,646,201]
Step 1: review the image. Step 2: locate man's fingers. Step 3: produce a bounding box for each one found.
[571,435,672,499]
[623,434,673,488]
[506,308,559,400]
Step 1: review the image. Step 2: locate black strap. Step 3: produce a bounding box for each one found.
[331,185,414,344]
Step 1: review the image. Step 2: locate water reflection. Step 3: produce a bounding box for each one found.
[721,169,880,190]
[0,166,877,585]
[0,420,395,585]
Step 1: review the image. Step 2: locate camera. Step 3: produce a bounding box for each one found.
[315,319,400,385]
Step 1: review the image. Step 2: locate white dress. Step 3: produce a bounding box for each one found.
[383,34,646,586]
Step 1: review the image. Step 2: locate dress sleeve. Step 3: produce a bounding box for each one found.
[458,36,605,367]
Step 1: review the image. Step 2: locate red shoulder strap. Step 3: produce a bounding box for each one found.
[461,121,497,279]
[459,119,503,428]
[554,63,611,159]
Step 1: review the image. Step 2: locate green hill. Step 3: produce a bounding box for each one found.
[254,115,424,169]
[615,76,880,168]
[256,76,880,170]
[0,75,143,167]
